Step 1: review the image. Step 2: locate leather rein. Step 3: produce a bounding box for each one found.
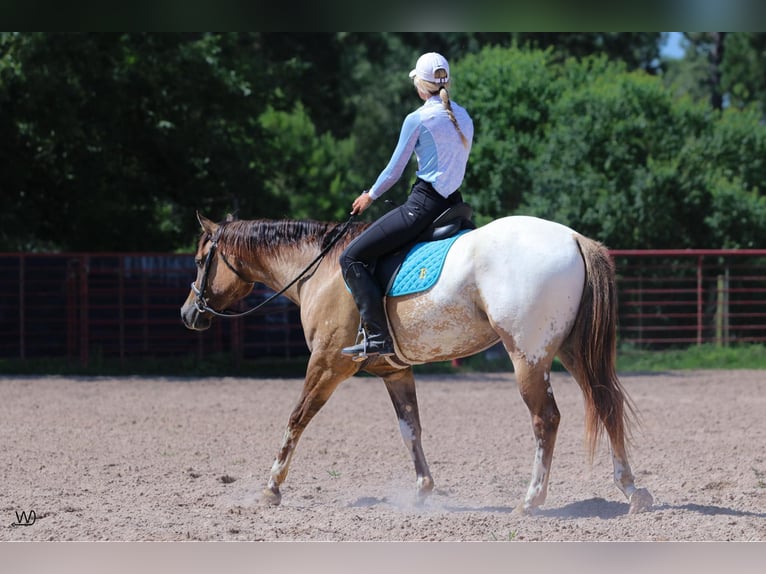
[191,216,354,319]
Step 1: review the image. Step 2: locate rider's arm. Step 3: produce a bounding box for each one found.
[367,111,421,200]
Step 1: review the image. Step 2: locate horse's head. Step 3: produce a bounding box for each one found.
[180,212,255,331]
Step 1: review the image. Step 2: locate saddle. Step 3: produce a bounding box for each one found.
[374,202,475,296]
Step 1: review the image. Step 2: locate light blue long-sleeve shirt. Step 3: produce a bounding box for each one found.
[368,95,473,200]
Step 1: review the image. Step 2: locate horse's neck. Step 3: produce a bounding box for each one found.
[246,245,322,305]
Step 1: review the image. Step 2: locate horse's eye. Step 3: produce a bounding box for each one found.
[195,258,203,267]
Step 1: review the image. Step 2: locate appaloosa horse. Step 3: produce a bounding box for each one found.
[180,212,653,514]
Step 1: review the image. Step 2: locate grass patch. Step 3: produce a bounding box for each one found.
[489,530,518,541]
[1,343,763,377]
[416,343,766,375]
[616,343,766,372]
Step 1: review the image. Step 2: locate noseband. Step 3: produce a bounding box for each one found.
[191,216,354,319]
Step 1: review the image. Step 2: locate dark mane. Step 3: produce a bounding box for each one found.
[214,219,370,262]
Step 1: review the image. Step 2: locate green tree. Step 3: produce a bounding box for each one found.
[721,32,766,116]
[0,33,281,251]
[457,45,766,249]
[3,33,766,253]
[662,33,766,117]
[699,107,766,248]
[515,32,662,72]
[258,103,357,221]
[453,46,558,224]
[524,56,712,248]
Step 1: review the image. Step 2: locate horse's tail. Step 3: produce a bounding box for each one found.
[559,234,636,462]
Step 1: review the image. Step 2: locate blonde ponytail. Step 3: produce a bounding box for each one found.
[414,75,469,148]
[439,87,469,148]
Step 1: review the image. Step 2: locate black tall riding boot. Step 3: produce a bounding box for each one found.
[341,263,395,359]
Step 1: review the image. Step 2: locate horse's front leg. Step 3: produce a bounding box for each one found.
[261,355,357,506]
[379,366,434,503]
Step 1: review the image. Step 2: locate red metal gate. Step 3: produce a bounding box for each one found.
[612,249,766,347]
[0,253,307,366]
[2,249,765,366]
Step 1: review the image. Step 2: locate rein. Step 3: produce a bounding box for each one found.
[192,215,355,319]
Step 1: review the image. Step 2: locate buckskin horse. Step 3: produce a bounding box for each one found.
[180,211,653,514]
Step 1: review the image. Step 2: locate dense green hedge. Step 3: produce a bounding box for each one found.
[2,34,765,252]
[456,48,766,248]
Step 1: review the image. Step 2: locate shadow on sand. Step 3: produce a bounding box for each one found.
[350,495,766,521]
[531,499,765,520]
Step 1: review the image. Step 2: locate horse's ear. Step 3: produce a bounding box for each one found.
[196,211,219,236]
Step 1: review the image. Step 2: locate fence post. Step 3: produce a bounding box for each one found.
[696,255,703,346]
[723,265,731,346]
[717,267,730,346]
[119,256,126,365]
[18,255,25,360]
[233,315,243,368]
[715,266,732,347]
[80,255,90,368]
[724,267,730,345]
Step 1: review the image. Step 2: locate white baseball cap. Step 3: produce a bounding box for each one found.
[409,52,450,84]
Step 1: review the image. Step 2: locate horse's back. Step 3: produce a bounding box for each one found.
[389,216,586,364]
[470,216,584,282]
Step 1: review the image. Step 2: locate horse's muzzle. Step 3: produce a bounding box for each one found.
[180,300,212,331]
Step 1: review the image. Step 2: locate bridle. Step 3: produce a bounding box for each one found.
[190,233,257,318]
[191,216,354,319]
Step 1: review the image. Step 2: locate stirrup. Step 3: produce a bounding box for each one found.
[342,328,394,362]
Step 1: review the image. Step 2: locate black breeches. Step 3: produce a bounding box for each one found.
[339,179,461,276]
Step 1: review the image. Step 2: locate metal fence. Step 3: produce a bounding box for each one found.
[1,249,765,366]
[0,253,307,366]
[612,249,766,348]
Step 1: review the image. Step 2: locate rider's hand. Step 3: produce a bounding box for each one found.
[350,191,374,215]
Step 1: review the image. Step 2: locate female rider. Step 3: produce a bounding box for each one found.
[339,52,474,358]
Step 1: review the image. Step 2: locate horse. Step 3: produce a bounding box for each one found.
[180,212,654,514]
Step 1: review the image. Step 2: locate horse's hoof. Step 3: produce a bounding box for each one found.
[415,487,434,506]
[513,502,538,515]
[415,476,434,502]
[260,487,282,507]
[628,488,653,514]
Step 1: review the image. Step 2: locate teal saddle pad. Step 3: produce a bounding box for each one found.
[387,229,470,297]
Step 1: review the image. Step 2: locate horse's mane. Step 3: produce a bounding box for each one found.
[214,218,369,262]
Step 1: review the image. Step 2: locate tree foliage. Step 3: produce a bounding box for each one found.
[662,32,766,117]
[1,33,765,252]
[458,46,766,249]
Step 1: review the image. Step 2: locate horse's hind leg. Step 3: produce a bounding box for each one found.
[379,366,434,502]
[556,351,653,514]
[610,440,654,514]
[511,354,560,514]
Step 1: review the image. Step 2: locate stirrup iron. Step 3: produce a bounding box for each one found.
[342,326,371,362]
[342,322,394,362]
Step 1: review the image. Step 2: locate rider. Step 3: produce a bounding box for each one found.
[339,51,474,358]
